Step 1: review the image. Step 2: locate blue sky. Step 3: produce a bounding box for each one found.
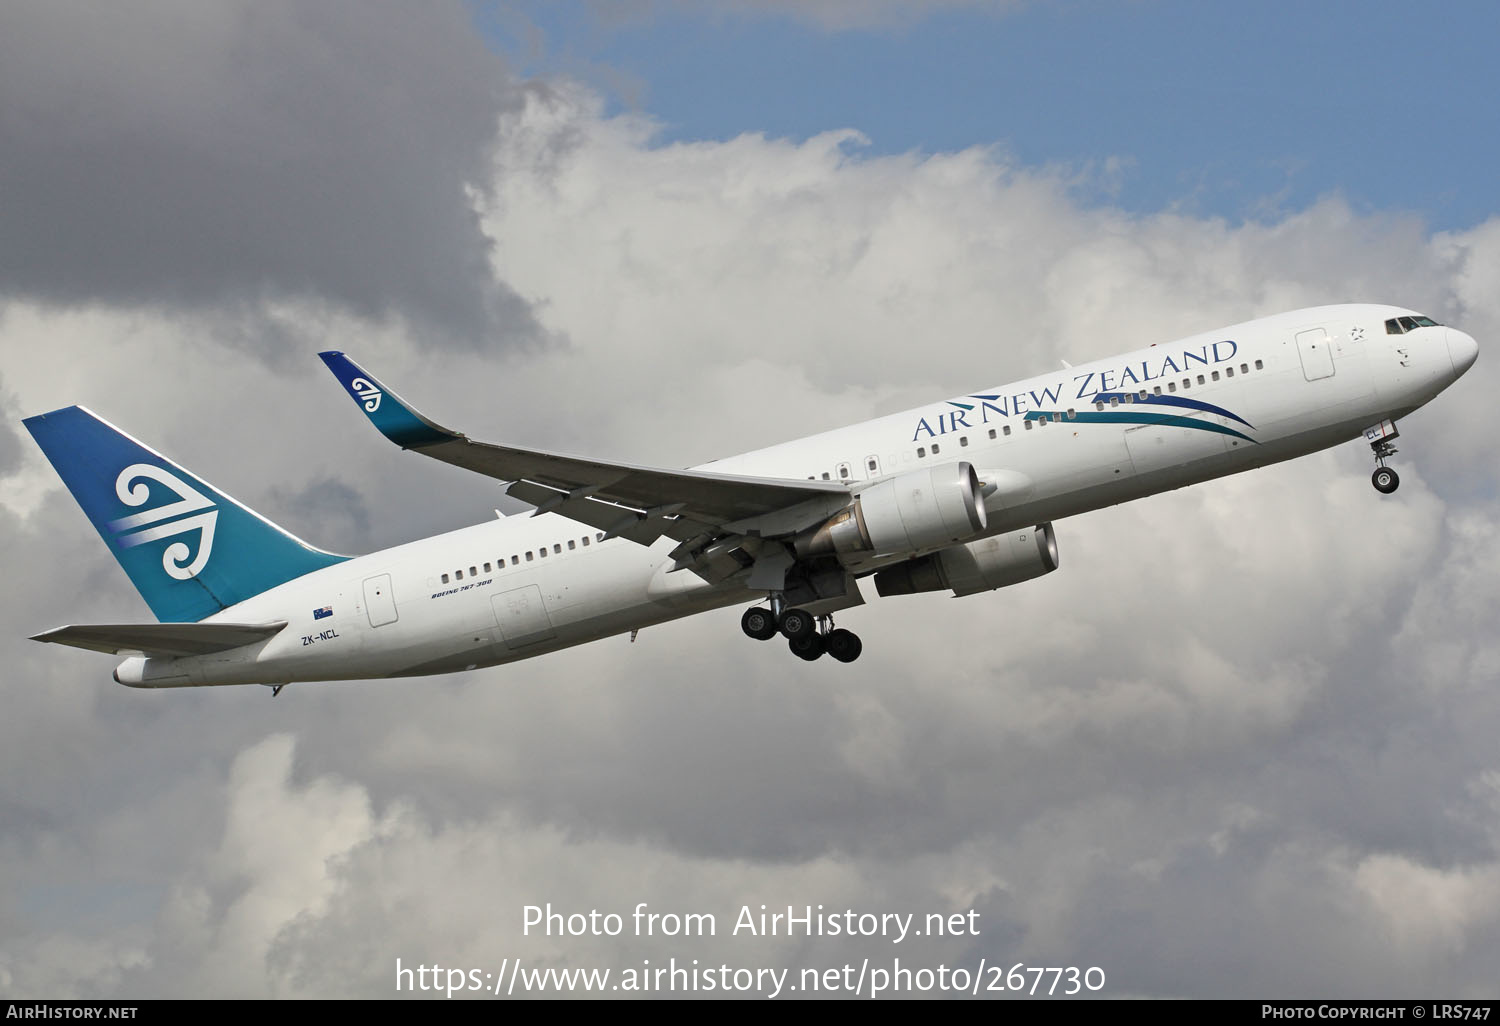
[484,0,1500,230]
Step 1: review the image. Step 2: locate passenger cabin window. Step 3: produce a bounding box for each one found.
[1197,374,1206,384]
[988,428,996,439]
[455,569,463,580]
[568,540,576,550]
[1003,425,1011,436]
[1241,363,1248,373]
[526,552,534,562]
[1168,381,1177,392]
[582,536,590,547]
[484,562,492,573]
[1225,367,1234,377]
[867,458,879,471]
[553,544,561,555]
[1254,359,1264,370]
[960,436,969,447]
[511,555,519,565]
[1211,370,1220,381]
[441,573,450,584]
[917,447,926,457]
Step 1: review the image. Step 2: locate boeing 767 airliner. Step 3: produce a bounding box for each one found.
[24,304,1478,689]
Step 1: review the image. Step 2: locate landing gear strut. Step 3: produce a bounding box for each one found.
[1366,420,1401,494]
[740,599,862,663]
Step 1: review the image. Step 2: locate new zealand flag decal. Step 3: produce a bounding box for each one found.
[313,606,333,620]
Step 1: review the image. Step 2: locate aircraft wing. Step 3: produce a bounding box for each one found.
[319,352,852,566]
[31,621,288,658]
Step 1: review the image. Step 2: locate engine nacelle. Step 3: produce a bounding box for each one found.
[795,462,987,560]
[873,522,1059,598]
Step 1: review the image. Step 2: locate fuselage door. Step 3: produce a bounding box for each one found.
[363,574,398,627]
[1296,327,1335,381]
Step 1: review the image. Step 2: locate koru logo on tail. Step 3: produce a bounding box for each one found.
[107,465,218,580]
[351,377,382,412]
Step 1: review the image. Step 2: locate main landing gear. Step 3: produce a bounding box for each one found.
[740,600,862,663]
[1366,419,1401,494]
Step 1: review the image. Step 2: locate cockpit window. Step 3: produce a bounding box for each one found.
[1386,314,1442,334]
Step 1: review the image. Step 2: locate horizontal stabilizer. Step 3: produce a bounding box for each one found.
[30,621,288,658]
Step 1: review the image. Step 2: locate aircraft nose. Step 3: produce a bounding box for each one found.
[1447,328,1479,377]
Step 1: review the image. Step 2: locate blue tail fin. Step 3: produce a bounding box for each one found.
[24,406,348,623]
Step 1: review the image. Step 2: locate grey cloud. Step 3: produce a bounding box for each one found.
[0,384,22,477]
[272,477,373,557]
[0,0,541,349]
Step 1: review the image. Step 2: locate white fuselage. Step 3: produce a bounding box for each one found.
[116,304,1476,686]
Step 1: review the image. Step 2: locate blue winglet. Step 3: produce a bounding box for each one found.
[318,352,456,449]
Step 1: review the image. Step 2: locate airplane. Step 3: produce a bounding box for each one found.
[23,304,1478,691]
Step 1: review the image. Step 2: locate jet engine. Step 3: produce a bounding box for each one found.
[873,523,1059,598]
[794,462,987,561]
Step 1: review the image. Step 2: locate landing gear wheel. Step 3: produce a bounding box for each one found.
[779,607,816,641]
[824,629,863,663]
[741,607,778,641]
[1372,466,1400,494]
[789,633,826,661]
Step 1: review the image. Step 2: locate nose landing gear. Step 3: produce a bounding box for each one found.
[1364,420,1401,494]
[741,598,862,663]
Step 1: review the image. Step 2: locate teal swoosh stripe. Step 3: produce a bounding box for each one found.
[1092,391,1255,429]
[1026,410,1257,444]
[947,401,976,411]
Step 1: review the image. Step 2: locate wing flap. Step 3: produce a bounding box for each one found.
[31,621,288,658]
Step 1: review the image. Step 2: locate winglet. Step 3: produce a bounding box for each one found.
[318,351,457,449]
